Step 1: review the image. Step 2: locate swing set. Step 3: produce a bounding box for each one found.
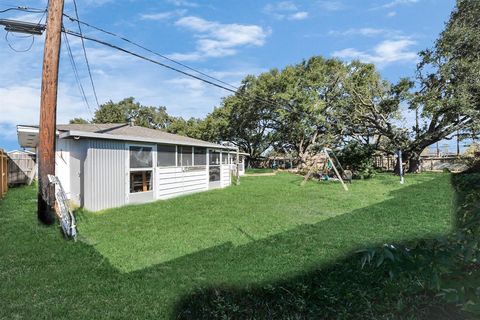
[300,147,349,191]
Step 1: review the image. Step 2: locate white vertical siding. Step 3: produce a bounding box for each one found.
[68,139,87,207]
[55,138,71,198]
[84,139,126,211]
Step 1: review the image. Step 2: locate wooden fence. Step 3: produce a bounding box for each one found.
[7,151,36,185]
[0,149,8,199]
[373,154,471,173]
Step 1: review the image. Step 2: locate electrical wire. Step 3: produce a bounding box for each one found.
[65,29,239,93]
[5,30,33,51]
[62,14,282,108]
[71,0,100,108]
[64,29,282,110]
[63,31,106,130]
[3,7,46,52]
[63,13,239,91]
[0,6,46,14]
[63,31,91,112]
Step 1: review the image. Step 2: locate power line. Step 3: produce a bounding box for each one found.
[4,7,46,52]
[63,29,281,109]
[63,13,239,91]
[63,31,105,129]
[65,29,239,94]
[63,31,91,111]
[2,9,278,109]
[0,6,46,14]
[0,9,280,109]
[71,0,100,107]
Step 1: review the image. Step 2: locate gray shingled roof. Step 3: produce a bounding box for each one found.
[55,123,233,149]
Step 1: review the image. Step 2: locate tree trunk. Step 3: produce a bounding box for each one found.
[407,153,421,173]
[298,151,309,170]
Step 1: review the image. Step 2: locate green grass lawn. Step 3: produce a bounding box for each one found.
[245,167,276,174]
[0,173,458,319]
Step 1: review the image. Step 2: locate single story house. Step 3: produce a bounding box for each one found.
[17,123,247,211]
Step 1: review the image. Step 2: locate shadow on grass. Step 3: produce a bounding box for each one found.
[1,173,472,319]
[171,173,480,320]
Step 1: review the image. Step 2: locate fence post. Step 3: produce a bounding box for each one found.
[0,148,7,199]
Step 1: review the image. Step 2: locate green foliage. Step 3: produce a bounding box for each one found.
[336,141,376,179]
[272,57,345,163]
[166,116,203,139]
[92,97,171,129]
[220,72,278,159]
[69,117,89,124]
[411,0,480,157]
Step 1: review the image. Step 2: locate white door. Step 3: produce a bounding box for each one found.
[208,149,221,188]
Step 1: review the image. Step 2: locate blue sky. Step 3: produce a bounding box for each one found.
[0,0,458,151]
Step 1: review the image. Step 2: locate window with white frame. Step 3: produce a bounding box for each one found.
[129,146,153,193]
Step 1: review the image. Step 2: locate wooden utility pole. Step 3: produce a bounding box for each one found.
[38,0,65,224]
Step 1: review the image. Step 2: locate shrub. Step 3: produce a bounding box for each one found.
[336,141,376,179]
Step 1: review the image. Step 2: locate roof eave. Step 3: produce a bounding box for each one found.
[61,130,235,150]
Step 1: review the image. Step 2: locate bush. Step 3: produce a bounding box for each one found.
[336,141,376,179]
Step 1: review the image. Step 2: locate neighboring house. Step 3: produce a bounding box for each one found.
[17,123,246,211]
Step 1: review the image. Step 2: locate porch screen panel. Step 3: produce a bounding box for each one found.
[157,144,176,167]
[181,146,193,166]
[221,152,228,164]
[194,147,206,165]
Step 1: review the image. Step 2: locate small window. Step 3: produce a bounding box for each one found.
[194,147,206,166]
[130,171,152,193]
[130,146,152,168]
[157,144,176,167]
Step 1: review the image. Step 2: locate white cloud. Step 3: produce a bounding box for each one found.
[329,27,402,37]
[332,38,418,67]
[288,11,309,20]
[316,1,345,11]
[387,11,397,17]
[139,9,187,21]
[264,1,298,13]
[166,0,199,7]
[375,0,419,9]
[264,1,309,20]
[170,16,270,61]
